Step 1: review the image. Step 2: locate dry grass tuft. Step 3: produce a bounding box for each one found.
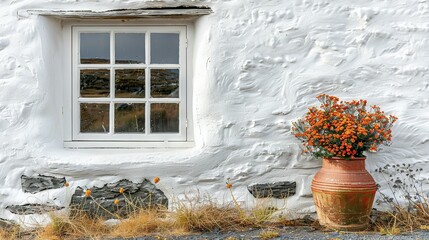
[246,206,277,226]
[170,192,283,232]
[172,203,243,232]
[259,229,279,239]
[37,210,110,239]
[373,204,429,235]
[111,209,170,238]
[373,164,429,234]
[0,227,18,240]
[0,223,29,240]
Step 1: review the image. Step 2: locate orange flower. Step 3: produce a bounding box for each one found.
[119,187,124,194]
[154,177,160,184]
[226,183,232,189]
[85,189,92,197]
[292,94,396,158]
[64,182,69,187]
[114,199,120,205]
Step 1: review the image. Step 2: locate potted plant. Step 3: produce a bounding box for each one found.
[292,94,397,231]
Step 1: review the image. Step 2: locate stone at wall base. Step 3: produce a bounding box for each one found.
[248,181,296,198]
[70,179,168,218]
[21,175,66,194]
[6,204,64,215]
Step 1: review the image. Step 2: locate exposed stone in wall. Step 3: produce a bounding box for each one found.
[21,175,66,193]
[6,204,63,215]
[248,181,296,198]
[70,179,168,217]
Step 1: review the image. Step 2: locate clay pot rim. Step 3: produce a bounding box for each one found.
[323,156,367,161]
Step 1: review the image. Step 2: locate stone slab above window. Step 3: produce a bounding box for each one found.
[21,4,212,19]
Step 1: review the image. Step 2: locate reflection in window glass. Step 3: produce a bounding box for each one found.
[150,103,179,133]
[115,69,145,98]
[150,33,179,64]
[80,33,110,64]
[151,69,179,98]
[80,103,109,133]
[115,33,145,64]
[115,103,145,133]
[80,69,110,97]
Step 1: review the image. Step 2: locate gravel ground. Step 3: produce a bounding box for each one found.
[116,227,429,240]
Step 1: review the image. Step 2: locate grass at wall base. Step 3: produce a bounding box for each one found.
[1,172,429,239]
[292,94,397,231]
[0,178,320,239]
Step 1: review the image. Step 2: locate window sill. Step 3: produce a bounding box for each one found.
[63,141,195,149]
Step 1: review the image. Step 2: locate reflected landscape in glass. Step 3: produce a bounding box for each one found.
[80,103,110,133]
[151,69,179,98]
[150,103,179,133]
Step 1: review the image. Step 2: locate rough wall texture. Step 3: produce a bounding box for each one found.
[0,0,428,225]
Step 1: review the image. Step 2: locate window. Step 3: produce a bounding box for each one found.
[66,25,191,146]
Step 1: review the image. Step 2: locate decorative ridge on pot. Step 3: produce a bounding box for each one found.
[292,94,397,231]
[325,157,367,161]
[313,157,377,191]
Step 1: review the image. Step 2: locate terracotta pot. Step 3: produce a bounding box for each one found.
[311,157,377,231]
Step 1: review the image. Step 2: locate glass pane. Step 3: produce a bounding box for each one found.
[80,33,110,64]
[115,103,145,133]
[150,103,179,133]
[115,69,145,98]
[151,69,179,98]
[80,103,109,133]
[150,33,179,64]
[115,33,145,64]
[80,69,110,97]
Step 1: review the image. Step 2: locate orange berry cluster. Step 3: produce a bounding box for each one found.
[292,94,397,158]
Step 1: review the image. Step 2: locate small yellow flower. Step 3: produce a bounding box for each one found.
[154,177,160,184]
[114,199,120,205]
[64,182,69,187]
[85,189,92,197]
[119,187,125,194]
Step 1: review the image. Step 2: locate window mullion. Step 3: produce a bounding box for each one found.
[145,31,151,136]
[109,31,115,135]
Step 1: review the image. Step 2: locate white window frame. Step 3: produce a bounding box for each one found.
[62,22,194,148]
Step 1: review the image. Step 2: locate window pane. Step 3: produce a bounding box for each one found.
[80,33,110,64]
[115,33,145,64]
[115,69,145,98]
[150,33,179,64]
[80,103,109,133]
[115,103,145,133]
[151,69,179,98]
[80,69,110,97]
[150,103,179,133]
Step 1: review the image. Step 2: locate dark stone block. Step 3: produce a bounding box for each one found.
[70,179,168,218]
[21,175,66,194]
[6,204,63,215]
[248,181,296,198]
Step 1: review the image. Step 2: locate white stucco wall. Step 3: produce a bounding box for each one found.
[1,0,428,225]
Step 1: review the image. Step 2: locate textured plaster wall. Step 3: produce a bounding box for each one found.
[0,0,429,225]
